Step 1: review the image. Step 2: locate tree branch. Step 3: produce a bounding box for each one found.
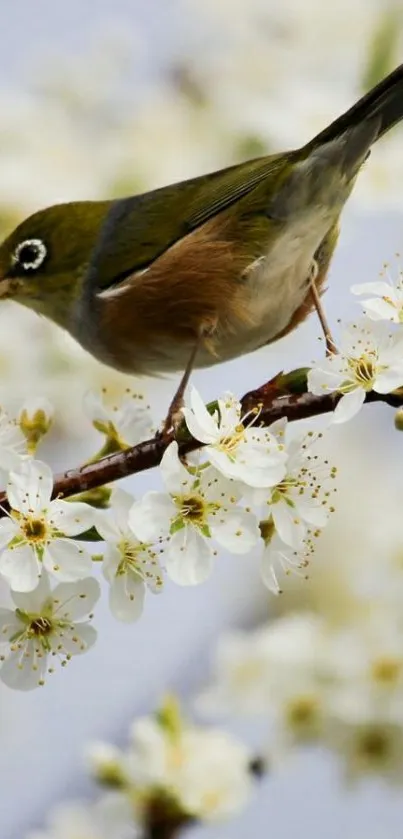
[0,369,400,517]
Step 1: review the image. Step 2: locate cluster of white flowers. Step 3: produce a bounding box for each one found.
[308,270,403,423]
[26,699,255,838]
[131,389,337,593]
[0,385,161,689]
[0,382,337,689]
[198,609,403,783]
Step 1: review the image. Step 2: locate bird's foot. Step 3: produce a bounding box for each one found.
[160,397,187,441]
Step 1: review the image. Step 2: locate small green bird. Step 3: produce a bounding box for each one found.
[0,64,403,384]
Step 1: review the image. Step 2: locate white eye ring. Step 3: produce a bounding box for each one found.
[12,238,47,271]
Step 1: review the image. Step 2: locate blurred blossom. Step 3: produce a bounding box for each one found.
[30,699,255,837]
[25,799,134,839]
[87,698,255,824]
[83,388,154,451]
[0,405,27,482]
[198,604,403,779]
[18,396,54,454]
[197,613,327,718]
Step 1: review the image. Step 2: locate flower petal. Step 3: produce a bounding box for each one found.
[0,643,48,690]
[0,545,41,592]
[102,545,121,582]
[307,366,345,395]
[108,574,145,622]
[296,502,328,528]
[272,501,306,549]
[211,509,260,553]
[83,389,111,424]
[166,527,213,586]
[110,487,136,533]
[52,577,100,619]
[11,571,51,611]
[0,517,19,551]
[7,460,53,513]
[160,441,193,495]
[96,513,121,544]
[50,622,97,656]
[332,388,366,424]
[117,396,154,446]
[0,608,22,641]
[374,367,403,394]
[43,539,92,581]
[182,387,219,443]
[351,280,394,297]
[260,547,282,595]
[208,445,286,488]
[129,492,175,541]
[362,298,400,322]
[49,501,96,536]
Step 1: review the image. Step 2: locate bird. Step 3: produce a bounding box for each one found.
[0,63,403,421]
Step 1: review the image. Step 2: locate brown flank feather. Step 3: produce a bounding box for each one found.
[99,215,256,364]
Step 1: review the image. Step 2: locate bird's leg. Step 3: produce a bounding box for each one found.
[309,259,336,356]
[161,324,214,437]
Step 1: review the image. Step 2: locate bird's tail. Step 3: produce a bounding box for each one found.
[306,63,403,151]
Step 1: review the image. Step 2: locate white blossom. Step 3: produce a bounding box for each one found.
[84,388,154,448]
[351,267,403,323]
[256,427,336,550]
[0,460,96,592]
[0,406,27,480]
[325,710,403,784]
[25,799,136,839]
[260,532,315,595]
[129,442,260,586]
[125,708,254,822]
[182,387,287,487]
[18,396,54,454]
[96,488,164,622]
[0,573,99,690]
[308,321,403,423]
[197,613,327,719]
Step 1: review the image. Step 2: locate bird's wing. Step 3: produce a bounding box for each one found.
[88,153,287,291]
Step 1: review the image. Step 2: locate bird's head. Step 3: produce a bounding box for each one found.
[0,201,109,327]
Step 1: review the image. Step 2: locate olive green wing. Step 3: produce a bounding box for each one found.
[89,153,287,290]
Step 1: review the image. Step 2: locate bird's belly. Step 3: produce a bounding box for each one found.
[194,213,333,368]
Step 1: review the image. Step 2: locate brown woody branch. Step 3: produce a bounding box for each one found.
[0,370,400,517]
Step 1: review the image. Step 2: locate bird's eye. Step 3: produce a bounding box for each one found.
[12,238,47,272]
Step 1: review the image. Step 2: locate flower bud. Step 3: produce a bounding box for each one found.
[259,516,275,546]
[395,407,403,431]
[85,741,127,788]
[155,695,182,741]
[18,397,54,453]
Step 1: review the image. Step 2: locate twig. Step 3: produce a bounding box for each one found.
[0,369,400,517]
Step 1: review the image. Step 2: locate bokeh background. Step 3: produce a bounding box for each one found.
[3,1,403,837]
